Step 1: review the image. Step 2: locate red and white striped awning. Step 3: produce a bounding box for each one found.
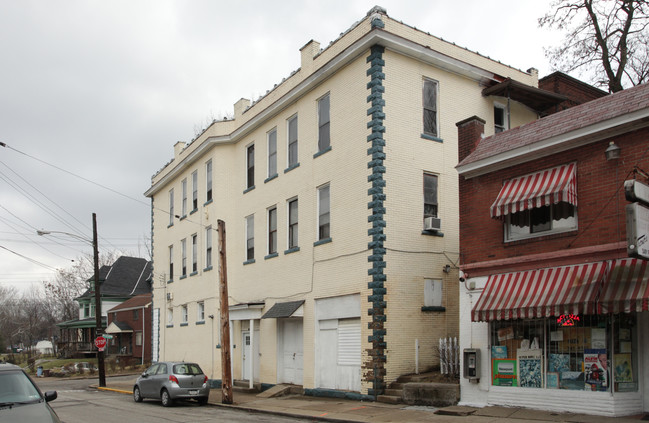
[598,258,649,314]
[471,261,608,322]
[490,163,577,219]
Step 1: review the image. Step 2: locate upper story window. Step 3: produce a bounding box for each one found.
[318,184,330,240]
[167,308,173,325]
[288,198,299,249]
[268,206,277,255]
[494,103,508,133]
[168,188,174,226]
[206,160,213,202]
[191,233,198,273]
[423,79,438,137]
[268,128,277,178]
[424,173,438,221]
[246,214,254,261]
[181,238,187,277]
[168,245,174,282]
[181,178,187,217]
[424,278,442,308]
[197,301,205,322]
[318,94,330,152]
[288,115,298,167]
[205,227,212,269]
[490,163,578,242]
[181,305,188,324]
[246,144,255,189]
[192,170,198,211]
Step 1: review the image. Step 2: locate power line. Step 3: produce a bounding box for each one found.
[0,245,58,271]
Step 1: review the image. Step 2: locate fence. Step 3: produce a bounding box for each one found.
[439,337,459,377]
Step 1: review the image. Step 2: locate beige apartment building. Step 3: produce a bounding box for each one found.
[144,6,551,397]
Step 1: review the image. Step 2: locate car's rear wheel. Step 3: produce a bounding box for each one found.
[133,386,143,403]
[161,389,173,407]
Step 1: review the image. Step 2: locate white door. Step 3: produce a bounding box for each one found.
[242,331,251,380]
[317,319,338,389]
[279,319,303,384]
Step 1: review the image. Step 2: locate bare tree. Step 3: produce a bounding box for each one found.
[540,0,649,92]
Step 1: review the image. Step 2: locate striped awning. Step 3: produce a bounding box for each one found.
[598,258,649,314]
[490,163,577,218]
[472,261,608,322]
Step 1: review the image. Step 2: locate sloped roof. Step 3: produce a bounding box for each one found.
[482,78,568,112]
[458,82,649,176]
[109,293,152,312]
[78,256,152,299]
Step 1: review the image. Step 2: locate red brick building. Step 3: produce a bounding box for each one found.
[105,294,152,366]
[456,83,649,416]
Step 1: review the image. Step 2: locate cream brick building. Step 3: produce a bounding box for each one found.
[144,6,552,397]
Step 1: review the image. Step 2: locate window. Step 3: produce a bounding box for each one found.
[181,305,188,324]
[168,245,174,281]
[423,79,438,137]
[168,188,175,226]
[424,279,442,307]
[197,301,205,322]
[246,144,255,189]
[318,184,330,240]
[83,303,90,318]
[318,94,330,152]
[181,238,187,277]
[192,170,198,211]
[506,203,577,241]
[191,234,198,273]
[494,104,508,133]
[206,160,213,202]
[288,115,298,166]
[268,206,277,255]
[181,178,187,216]
[167,308,173,325]
[205,227,212,269]
[288,198,298,249]
[246,215,254,261]
[133,309,139,320]
[268,129,277,178]
[135,331,143,346]
[424,173,438,220]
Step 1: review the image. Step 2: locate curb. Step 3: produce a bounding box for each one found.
[97,386,132,395]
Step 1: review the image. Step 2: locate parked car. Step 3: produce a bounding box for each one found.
[0,363,60,422]
[133,361,209,406]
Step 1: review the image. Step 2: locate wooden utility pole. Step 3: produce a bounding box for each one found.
[93,213,106,387]
[218,220,233,404]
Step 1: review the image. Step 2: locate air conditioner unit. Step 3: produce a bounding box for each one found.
[166,292,173,301]
[424,217,441,231]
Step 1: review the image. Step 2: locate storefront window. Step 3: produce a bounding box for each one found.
[490,314,637,392]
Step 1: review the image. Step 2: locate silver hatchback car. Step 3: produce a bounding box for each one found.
[133,362,209,406]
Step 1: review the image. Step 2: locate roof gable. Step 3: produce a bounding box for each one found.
[78,256,152,299]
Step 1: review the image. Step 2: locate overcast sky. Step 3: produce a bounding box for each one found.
[0,0,561,293]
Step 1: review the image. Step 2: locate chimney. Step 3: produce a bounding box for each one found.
[456,116,485,163]
[174,141,186,159]
[234,98,251,119]
[300,40,320,73]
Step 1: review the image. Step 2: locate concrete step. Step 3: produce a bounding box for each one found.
[376,394,402,404]
[232,380,260,393]
[384,388,403,396]
[388,382,405,390]
[397,372,439,383]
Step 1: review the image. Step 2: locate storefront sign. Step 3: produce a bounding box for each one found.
[557,314,580,326]
[492,359,517,386]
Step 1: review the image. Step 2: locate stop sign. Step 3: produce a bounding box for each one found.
[94,336,107,350]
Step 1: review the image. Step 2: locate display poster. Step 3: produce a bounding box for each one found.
[546,372,559,389]
[614,353,633,383]
[492,359,517,386]
[517,349,542,388]
[584,349,607,391]
[497,326,514,341]
[491,345,508,359]
[548,354,570,373]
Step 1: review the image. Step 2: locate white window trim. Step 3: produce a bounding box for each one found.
[246,143,255,189]
[504,207,578,242]
[181,179,187,216]
[245,214,254,260]
[287,196,299,249]
[494,102,508,133]
[317,183,330,241]
[268,205,278,255]
[287,114,298,167]
[422,78,439,138]
[206,160,213,201]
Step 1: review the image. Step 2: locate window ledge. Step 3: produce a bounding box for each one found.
[180,275,187,280]
[421,306,446,312]
[180,322,189,327]
[203,199,213,206]
[243,259,256,265]
[422,230,444,237]
[265,252,278,260]
[421,133,443,143]
[265,174,278,183]
[167,223,174,229]
[196,321,205,325]
[179,215,187,221]
[314,237,332,247]
[505,229,578,245]
[167,279,173,284]
[313,146,332,159]
[166,324,174,328]
[190,208,198,215]
[190,271,198,277]
[284,163,300,173]
[203,266,213,272]
[284,247,300,255]
[243,185,256,194]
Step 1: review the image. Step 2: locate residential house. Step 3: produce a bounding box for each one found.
[456,83,649,416]
[105,293,153,366]
[57,256,152,358]
[144,6,566,396]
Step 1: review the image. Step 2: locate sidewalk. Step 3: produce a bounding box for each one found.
[97,376,646,423]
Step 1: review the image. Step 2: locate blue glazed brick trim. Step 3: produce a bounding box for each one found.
[284,246,300,255]
[313,146,332,159]
[313,237,332,247]
[284,163,300,173]
[243,185,255,194]
[264,252,278,260]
